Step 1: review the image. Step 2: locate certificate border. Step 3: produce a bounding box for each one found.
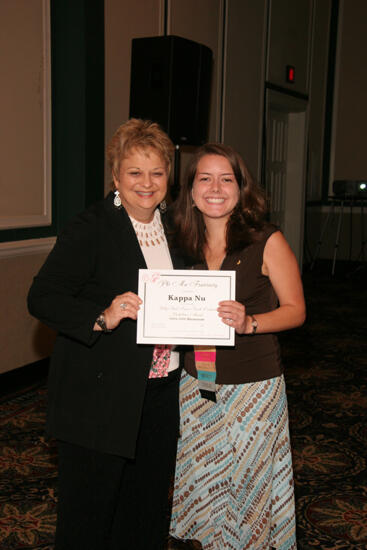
[138,270,235,345]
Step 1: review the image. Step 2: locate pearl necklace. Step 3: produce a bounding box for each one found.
[129,209,166,248]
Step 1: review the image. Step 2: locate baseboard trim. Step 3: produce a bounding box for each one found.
[0,358,50,399]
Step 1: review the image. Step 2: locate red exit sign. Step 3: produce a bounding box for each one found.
[286,65,295,83]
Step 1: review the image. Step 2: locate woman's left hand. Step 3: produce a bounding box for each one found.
[218,300,247,334]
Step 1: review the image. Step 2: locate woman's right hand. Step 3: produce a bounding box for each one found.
[95,292,142,331]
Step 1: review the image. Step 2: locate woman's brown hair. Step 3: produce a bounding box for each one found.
[172,143,268,262]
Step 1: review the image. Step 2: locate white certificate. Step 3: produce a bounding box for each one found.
[137,269,236,346]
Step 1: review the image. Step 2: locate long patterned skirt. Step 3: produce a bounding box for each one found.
[170,371,297,550]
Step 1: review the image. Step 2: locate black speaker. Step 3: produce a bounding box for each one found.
[129,35,212,146]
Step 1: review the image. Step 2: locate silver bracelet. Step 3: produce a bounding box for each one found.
[249,315,258,335]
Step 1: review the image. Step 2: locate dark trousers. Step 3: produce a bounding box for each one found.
[55,369,180,550]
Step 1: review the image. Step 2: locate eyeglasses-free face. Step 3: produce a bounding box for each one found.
[113,147,168,223]
[192,154,240,223]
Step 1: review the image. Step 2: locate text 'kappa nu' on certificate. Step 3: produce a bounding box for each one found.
[136,269,236,346]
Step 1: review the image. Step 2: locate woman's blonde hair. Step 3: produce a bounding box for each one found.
[106,118,175,181]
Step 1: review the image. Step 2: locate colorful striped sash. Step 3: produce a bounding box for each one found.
[194,345,217,402]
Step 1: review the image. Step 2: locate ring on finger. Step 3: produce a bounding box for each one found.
[120,302,127,310]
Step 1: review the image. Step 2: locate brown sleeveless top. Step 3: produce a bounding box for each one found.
[184,226,283,384]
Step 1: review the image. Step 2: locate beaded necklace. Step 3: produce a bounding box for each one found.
[129,209,166,248]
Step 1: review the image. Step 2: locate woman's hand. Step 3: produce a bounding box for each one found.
[218,300,247,334]
[95,292,142,331]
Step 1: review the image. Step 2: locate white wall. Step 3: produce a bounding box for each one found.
[267,0,312,95]
[307,0,367,262]
[223,0,267,180]
[0,248,55,374]
[307,0,332,201]
[331,0,367,183]
[104,0,163,191]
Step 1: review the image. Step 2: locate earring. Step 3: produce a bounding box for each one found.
[159,200,167,213]
[114,190,122,209]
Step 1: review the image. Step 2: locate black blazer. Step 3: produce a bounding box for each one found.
[28,192,184,458]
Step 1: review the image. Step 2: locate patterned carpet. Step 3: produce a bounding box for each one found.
[280,265,367,550]
[0,380,56,549]
[0,264,366,549]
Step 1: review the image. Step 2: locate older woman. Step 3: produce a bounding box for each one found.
[169,143,305,549]
[28,119,183,550]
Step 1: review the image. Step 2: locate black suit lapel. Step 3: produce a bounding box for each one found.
[103,192,147,270]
